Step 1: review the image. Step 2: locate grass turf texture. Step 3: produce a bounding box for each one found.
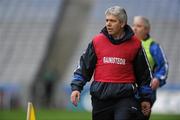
[0,109,180,120]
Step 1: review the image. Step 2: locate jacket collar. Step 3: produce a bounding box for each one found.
[101,25,134,44]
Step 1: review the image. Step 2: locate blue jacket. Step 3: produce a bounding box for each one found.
[142,36,169,104]
[150,41,169,87]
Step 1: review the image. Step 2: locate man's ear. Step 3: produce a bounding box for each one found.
[121,22,126,28]
[145,27,150,34]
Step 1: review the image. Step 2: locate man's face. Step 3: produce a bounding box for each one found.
[132,18,148,40]
[105,14,124,38]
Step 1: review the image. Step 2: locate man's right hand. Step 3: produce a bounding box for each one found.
[151,78,160,90]
[141,101,151,116]
[70,90,80,107]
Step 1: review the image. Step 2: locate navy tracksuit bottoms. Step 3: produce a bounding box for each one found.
[91,97,144,120]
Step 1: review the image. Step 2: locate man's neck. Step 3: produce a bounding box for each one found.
[113,31,125,40]
[142,34,150,41]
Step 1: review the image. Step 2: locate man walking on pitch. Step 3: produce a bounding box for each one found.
[132,16,169,120]
[71,6,152,120]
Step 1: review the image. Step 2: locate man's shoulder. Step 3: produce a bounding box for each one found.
[131,35,141,46]
[150,40,161,53]
[92,33,107,43]
[93,33,106,40]
[149,38,159,47]
[148,37,158,45]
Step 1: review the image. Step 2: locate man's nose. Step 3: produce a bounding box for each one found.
[107,21,111,26]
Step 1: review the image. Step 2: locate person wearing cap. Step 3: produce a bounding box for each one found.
[70,6,152,120]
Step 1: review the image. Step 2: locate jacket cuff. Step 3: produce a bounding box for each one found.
[71,84,82,92]
[140,98,153,107]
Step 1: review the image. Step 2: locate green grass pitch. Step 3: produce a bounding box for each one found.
[0,109,180,120]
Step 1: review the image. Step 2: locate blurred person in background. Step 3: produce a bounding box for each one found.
[132,16,169,120]
[42,69,58,108]
[70,6,152,120]
[31,69,58,108]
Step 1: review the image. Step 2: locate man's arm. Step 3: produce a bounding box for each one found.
[150,43,169,88]
[70,41,97,106]
[133,46,153,116]
[133,47,152,100]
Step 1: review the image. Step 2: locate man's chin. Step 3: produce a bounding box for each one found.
[108,32,114,35]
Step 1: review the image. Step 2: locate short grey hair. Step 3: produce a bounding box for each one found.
[134,16,150,29]
[105,6,127,24]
